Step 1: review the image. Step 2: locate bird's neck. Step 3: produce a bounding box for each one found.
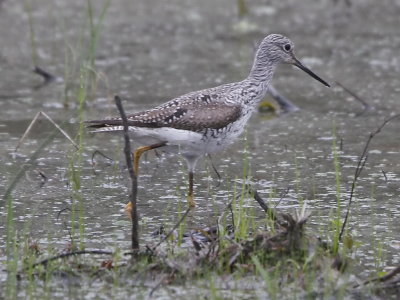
[248,57,277,88]
[242,58,277,104]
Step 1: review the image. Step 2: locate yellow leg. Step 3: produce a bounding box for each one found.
[125,142,167,217]
[124,202,133,217]
[188,171,196,207]
[133,145,152,175]
[133,142,167,175]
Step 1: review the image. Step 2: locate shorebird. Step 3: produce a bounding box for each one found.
[87,34,330,208]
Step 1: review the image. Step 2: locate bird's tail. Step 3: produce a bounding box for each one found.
[85,119,124,132]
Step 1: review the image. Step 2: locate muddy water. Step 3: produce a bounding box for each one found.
[1,0,400,297]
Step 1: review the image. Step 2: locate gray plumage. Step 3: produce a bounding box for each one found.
[88,34,328,138]
[87,34,329,206]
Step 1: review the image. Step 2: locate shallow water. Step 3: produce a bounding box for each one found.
[1,0,400,298]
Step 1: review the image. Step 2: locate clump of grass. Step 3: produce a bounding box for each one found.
[293,156,304,204]
[65,0,111,250]
[87,1,110,60]
[6,167,381,299]
[331,122,342,255]
[2,7,113,295]
[57,0,110,106]
[3,125,67,298]
[5,195,18,299]
[252,256,280,300]
[68,65,90,251]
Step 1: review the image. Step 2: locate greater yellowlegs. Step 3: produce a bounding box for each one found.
[87,34,330,207]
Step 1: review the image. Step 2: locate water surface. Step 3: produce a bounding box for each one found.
[1,0,400,298]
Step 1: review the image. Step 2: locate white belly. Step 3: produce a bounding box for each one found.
[93,118,248,159]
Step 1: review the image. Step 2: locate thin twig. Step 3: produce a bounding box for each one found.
[4,129,59,201]
[205,199,236,262]
[268,85,300,113]
[37,170,48,187]
[91,150,113,165]
[149,270,176,297]
[339,114,400,241]
[151,207,191,251]
[149,274,169,297]
[247,185,278,220]
[90,150,114,175]
[56,207,71,221]
[28,250,113,270]
[33,66,56,83]
[355,265,400,287]
[56,206,75,244]
[252,189,270,214]
[15,111,78,152]
[381,170,388,183]
[114,95,139,251]
[207,154,222,187]
[335,81,372,117]
[217,198,234,227]
[228,201,235,230]
[273,186,290,210]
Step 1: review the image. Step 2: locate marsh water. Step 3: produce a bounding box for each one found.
[1,0,400,298]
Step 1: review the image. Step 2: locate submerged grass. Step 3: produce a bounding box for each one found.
[3,147,395,299]
[1,2,112,297]
[65,0,111,250]
[332,122,342,255]
[68,66,89,250]
[24,0,38,67]
[5,195,18,300]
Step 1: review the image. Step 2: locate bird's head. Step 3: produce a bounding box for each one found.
[256,34,330,87]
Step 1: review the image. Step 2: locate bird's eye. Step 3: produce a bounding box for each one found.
[283,44,291,51]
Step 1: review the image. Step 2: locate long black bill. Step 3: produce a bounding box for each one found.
[293,57,330,87]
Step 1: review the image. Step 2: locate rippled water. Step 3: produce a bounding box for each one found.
[1,0,400,298]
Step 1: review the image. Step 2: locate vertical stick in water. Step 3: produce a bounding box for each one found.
[114,95,139,251]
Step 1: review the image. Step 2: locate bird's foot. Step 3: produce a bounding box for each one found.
[187,195,196,208]
[124,202,133,218]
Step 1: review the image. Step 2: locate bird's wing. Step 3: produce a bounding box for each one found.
[134,101,242,132]
[87,96,242,132]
